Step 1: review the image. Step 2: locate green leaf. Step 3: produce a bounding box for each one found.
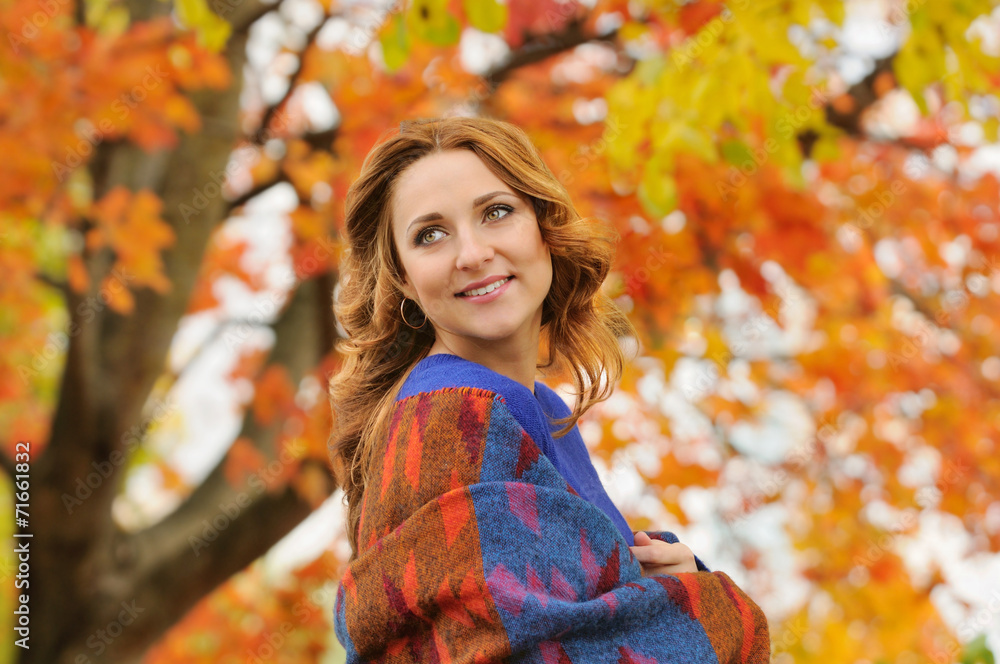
[464,0,507,33]
[961,633,996,664]
[407,0,461,47]
[721,140,753,166]
[638,159,677,218]
[85,0,130,37]
[379,12,411,72]
[666,125,717,163]
[175,0,231,52]
[810,133,841,162]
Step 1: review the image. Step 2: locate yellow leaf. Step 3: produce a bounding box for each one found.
[983,117,998,143]
[619,20,650,43]
[290,206,325,240]
[175,0,232,52]
[664,124,717,163]
[379,12,410,72]
[464,0,506,33]
[638,157,677,218]
[406,0,460,47]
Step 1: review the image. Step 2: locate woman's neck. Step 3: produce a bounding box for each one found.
[427,338,539,395]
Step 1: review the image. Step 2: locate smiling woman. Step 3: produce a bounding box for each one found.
[391,149,553,386]
[327,117,769,663]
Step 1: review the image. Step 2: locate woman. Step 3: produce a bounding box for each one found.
[328,117,769,662]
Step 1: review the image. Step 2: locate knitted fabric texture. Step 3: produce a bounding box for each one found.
[396,352,635,545]
[333,387,770,662]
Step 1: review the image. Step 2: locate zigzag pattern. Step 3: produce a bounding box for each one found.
[333,387,770,663]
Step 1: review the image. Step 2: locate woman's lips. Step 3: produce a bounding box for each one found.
[456,276,513,302]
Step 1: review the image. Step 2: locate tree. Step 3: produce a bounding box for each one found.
[1,0,998,662]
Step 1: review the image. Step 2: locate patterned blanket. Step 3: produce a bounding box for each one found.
[334,386,770,662]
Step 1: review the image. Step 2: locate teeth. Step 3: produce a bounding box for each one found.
[460,277,510,297]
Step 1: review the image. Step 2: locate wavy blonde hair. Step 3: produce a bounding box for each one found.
[328,117,636,558]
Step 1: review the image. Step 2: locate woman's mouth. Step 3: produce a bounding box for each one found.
[456,276,513,298]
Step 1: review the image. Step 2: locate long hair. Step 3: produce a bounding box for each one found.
[328,117,637,558]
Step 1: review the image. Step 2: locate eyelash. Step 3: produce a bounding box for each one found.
[412,204,514,247]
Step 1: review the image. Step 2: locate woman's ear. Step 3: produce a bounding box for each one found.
[398,276,417,303]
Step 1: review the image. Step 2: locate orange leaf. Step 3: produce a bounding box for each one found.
[873,70,896,98]
[252,365,296,426]
[831,93,856,115]
[100,274,135,314]
[158,461,187,491]
[223,437,266,489]
[67,255,90,292]
[291,462,330,509]
[90,186,175,295]
[228,347,268,385]
[678,1,725,36]
[187,236,261,314]
[290,206,325,241]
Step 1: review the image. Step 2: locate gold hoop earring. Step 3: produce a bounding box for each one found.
[400,298,427,329]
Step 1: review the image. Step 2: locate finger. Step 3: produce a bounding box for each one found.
[631,542,692,566]
[633,531,652,546]
[642,561,699,576]
[631,546,676,566]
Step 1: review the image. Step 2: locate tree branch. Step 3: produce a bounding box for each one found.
[58,460,334,663]
[825,55,896,137]
[253,14,328,145]
[486,19,619,89]
[888,278,1000,401]
[225,0,275,36]
[225,172,292,213]
[94,277,335,659]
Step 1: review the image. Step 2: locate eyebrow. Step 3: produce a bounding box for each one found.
[405,191,512,235]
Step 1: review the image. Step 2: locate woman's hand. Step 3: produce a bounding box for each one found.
[629,531,698,576]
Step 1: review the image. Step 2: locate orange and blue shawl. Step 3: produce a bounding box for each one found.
[334,355,769,662]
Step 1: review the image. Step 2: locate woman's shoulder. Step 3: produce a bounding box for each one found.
[397,354,574,421]
[396,354,555,445]
[531,382,572,418]
[397,353,529,403]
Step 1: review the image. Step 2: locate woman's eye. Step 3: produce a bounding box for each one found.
[415,228,444,246]
[413,206,512,245]
[485,205,513,221]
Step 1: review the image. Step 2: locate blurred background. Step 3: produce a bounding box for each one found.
[2,0,1000,662]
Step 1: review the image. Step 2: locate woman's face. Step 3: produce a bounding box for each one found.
[390,149,552,359]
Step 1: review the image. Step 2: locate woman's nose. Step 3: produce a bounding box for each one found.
[455,229,495,270]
